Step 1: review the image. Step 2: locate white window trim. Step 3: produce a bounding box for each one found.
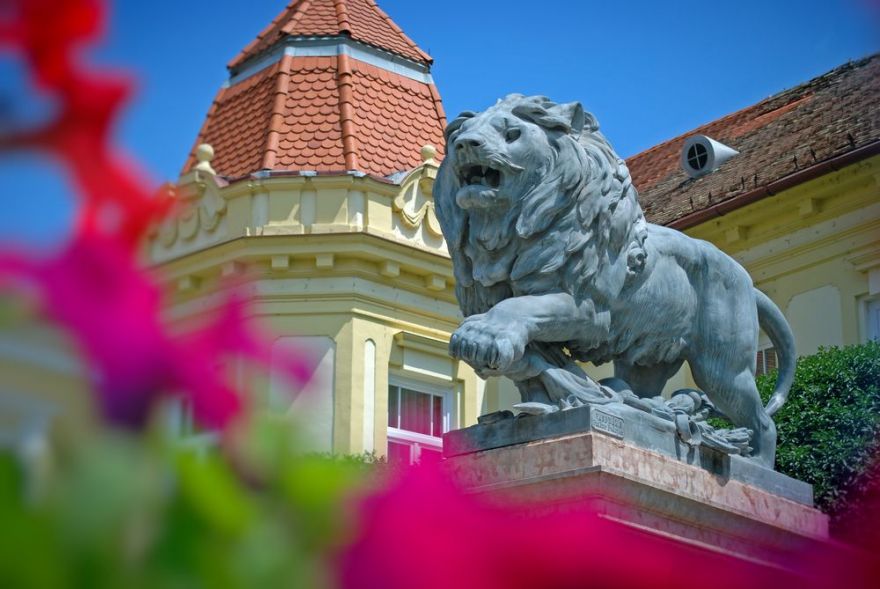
[386,428,443,449]
[387,375,453,464]
[755,344,778,377]
[860,295,880,343]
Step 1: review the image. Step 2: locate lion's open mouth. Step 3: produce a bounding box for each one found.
[458,164,502,189]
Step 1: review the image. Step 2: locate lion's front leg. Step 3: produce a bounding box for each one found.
[449,310,530,371]
[448,293,593,373]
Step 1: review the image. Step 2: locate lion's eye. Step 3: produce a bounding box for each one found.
[505,127,521,143]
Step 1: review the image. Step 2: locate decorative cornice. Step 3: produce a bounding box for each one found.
[155,162,228,247]
[393,331,449,354]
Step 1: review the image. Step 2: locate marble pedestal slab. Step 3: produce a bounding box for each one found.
[442,423,829,567]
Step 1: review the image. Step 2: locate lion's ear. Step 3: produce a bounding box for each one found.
[543,102,600,139]
[582,110,599,134]
[546,102,587,139]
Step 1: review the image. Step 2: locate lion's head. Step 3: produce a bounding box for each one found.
[434,94,648,316]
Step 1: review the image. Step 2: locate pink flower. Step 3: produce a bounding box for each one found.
[0,234,313,429]
[340,461,880,589]
[338,465,805,589]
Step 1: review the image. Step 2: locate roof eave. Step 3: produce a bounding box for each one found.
[666,139,880,231]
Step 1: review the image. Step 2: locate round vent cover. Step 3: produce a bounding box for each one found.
[686,142,709,171]
[681,135,739,178]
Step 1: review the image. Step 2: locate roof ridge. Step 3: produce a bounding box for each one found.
[337,52,359,170]
[228,2,301,70]
[334,0,352,33]
[262,53,295,170]
[282,0,310,34]
[364,0,432,63]
[182,91,224,175]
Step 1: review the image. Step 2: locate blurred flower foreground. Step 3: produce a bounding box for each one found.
[1,1,879,588]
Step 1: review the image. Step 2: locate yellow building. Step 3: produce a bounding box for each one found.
[148,0,477,462]
[2,0,877,468]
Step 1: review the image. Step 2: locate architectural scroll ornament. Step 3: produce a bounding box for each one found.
[433,95,798,469]
[156,144,228,246]
[392,145,444,238]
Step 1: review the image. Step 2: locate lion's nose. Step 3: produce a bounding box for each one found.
[454,135,484,151]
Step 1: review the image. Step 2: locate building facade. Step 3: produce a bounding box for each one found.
[149,0,478,460]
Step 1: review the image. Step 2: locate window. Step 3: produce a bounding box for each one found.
[866,298,880,342]
[387,380,450,465]
[756,346,777,377]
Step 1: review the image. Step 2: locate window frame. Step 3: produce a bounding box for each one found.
[386,375,452,464]
[755,345,778,377]
[861,295,880,343]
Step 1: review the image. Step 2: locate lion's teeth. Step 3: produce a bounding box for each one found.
[480,165,488,175]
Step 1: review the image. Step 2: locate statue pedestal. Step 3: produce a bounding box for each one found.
[442,412,829,567]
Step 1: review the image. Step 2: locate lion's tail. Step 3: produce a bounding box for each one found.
[755,289,796,416]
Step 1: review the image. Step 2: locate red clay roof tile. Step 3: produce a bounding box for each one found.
[229,0,431,70]
[186,2,442,179]
[185,53,444,179]
[626,55,880,228]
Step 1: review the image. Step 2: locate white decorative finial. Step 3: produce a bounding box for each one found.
[420,144,437,165]
[195,143,216,175]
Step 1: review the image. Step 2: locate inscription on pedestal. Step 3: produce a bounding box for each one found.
[591,409,624,438]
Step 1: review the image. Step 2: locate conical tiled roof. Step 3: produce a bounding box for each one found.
[229,0,432,70]
[184,0,445,180]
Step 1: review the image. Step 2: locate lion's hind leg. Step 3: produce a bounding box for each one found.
[690,362,777,468]
[514,377,554,406]
[613,359,683,398]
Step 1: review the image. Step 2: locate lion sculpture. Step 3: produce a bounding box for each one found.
[433,94,796,467]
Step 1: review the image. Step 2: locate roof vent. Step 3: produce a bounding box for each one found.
[680,135,739,178]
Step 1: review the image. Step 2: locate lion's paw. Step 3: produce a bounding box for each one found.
[449,313,529,372]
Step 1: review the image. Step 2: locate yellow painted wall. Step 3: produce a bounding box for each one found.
[146,148,484,456]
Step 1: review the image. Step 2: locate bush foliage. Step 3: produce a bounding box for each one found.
[758,341,880,521]
[0,421,374,588]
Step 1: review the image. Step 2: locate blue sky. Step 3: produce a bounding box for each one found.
[1,0,877,246]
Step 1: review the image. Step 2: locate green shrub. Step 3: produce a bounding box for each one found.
[0,420,375,588]
[757,341,880,523]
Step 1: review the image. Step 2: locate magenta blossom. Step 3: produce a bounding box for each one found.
[339,463,880,589]
[0,233,313,429]
[0,0,313,430]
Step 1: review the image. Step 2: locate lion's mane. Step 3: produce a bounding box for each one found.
[434,95,648,319]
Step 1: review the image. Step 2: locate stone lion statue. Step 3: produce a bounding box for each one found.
[433,94,796,467]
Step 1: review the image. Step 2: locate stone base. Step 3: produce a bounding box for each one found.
[442,428,829,567]
[444,404,813,504]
